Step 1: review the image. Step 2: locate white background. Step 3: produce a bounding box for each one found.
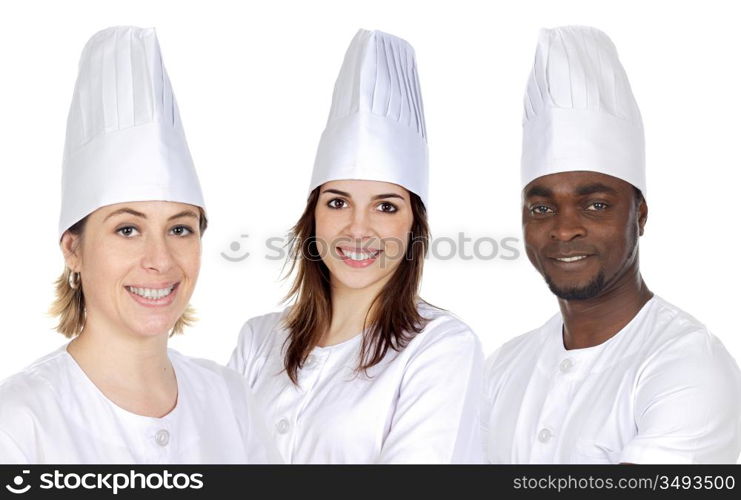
[1,0,739,384]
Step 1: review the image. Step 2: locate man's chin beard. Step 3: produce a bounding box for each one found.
[545,271,606,300]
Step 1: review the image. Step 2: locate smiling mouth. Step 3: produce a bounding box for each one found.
[125,283,178,300]
[337,247,382,262]
[554,255,590,263]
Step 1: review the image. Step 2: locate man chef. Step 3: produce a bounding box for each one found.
[483,25,741,464]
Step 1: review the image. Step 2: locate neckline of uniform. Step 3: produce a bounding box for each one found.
[61,343,183,423]
[306,299,439,352]
[555,295,658,356]
[313,330,364,352]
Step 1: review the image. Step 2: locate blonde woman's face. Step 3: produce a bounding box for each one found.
[62,201,202,339]
[314,180,414,294]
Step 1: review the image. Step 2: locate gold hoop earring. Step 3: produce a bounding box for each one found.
[68,271,81,290]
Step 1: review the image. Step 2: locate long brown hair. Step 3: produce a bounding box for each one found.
[282,187,430,384]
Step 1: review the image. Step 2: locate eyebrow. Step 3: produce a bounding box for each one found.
[575,183,619,196]
[321,189,405,201]
[104,208,146,221]
[104,208,199,221]
[167,210,200,221]
[524,182,619,199]
[524,185,553,199]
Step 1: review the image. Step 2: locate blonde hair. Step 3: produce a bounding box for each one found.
[50,209,207,338]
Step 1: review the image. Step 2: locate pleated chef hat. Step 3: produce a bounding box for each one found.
[521,26,646,194]
[310,29,429,206]
[58,26,204,239]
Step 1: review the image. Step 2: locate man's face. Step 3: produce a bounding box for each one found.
[522,171,647,300]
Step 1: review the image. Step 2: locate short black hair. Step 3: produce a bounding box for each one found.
[633,186,644,205]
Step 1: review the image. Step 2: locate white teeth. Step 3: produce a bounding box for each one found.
[341,249,379,261]
[556,255,588,263]
[127,285,175,299]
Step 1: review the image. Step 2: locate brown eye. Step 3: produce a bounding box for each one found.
[377,202,398,213]
[171,225,193,236]
[586,202,608,211]
[117,226,139,237]
[327,198,347,209]
[530,205,553,215]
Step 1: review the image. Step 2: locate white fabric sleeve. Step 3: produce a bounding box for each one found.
[619,332,741,464]
[0,429,29,464]
[227,319,255,376]
[481,346,503,464]
[378,322,486,464]
[218,369,283,464]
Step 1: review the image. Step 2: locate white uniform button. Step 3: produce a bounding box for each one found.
[537,428,553,443]
[559,358,573,373]
[155,429,170,447]
[276,418,290,434]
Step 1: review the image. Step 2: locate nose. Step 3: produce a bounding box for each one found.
[141,234,175,272]
[344,207,373,242]
[549,207,587,241]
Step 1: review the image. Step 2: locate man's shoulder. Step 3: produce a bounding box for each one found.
[485,313,560,375]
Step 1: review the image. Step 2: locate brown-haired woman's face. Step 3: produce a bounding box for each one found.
[314,180,414,293]
[61,201,202,338]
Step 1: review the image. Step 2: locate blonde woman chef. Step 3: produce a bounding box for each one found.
[0,26,275,464]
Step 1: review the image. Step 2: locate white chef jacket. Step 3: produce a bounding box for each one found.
[228,302,485,463]
[0,345,278,464]
[483,295,741,464]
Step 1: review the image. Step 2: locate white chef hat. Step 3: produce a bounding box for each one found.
[521,26,646,194]
[310,29,429,206]
[58,26,205,239]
